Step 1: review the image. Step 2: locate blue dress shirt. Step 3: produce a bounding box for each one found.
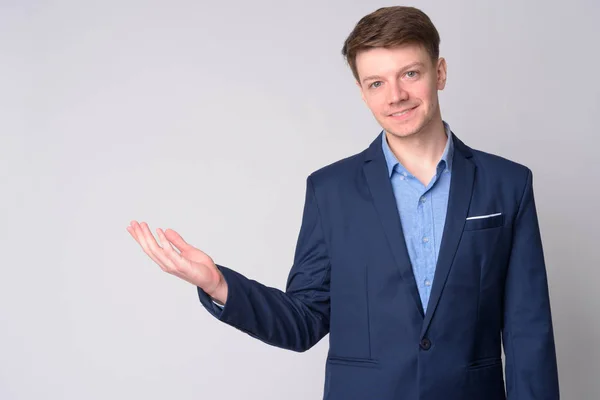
[381,121,454,313]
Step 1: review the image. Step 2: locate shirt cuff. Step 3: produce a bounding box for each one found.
[211,298,225,308]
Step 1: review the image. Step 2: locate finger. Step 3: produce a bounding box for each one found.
[156,228,194,276]
[129,221,149,246]
[134,222,168,271]
[156,228,182,258]
[140,223,183,274]
[132,221,150,250]
[163,228,191,253]
[127,225,140,243]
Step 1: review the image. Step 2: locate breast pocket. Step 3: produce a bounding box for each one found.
[464,213,505,231]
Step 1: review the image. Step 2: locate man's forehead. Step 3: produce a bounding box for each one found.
[357,50,430,78]
[357,46,429,67]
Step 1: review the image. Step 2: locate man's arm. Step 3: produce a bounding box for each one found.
[502,168,559,399]
[197,175,331,352]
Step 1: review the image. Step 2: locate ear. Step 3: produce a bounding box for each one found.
[436,57,447,90]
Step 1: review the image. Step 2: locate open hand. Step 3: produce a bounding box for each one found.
[127,220,228,303]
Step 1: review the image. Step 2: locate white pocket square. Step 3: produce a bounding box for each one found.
[466,212,502,221]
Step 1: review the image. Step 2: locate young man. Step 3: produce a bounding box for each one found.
[128,6,559,399]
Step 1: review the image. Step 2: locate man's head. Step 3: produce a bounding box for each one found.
[341,7,447,139]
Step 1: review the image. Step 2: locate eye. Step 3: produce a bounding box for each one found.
[405,70,419,79]
[369,81,382,89]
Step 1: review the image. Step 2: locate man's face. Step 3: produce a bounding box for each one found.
[355,43,447,139]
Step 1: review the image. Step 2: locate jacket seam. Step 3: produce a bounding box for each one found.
[307,175,332,288]
[504,168,531,400]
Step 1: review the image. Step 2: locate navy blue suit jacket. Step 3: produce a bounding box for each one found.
[198,131,559,400]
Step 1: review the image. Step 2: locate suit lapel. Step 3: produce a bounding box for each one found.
[362,131,476,327]
[421,135,475,335]
[363,133,425,318]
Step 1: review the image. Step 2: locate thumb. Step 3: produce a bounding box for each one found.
[163,228,192,252]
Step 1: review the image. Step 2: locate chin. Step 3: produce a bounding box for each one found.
[390,129,420,138]
[383,120,425,139]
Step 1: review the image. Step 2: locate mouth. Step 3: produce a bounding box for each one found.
[388,106,417,120]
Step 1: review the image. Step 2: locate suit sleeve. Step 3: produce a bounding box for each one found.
[502,169,560,399]
[196,175,331,352]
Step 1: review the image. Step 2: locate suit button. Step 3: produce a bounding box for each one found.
[420,338,431,350]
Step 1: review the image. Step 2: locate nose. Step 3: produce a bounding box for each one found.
[388,81,409,105]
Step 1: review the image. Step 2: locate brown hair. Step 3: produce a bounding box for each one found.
[341,6,441,82]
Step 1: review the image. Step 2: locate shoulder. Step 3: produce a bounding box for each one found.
[466,144,533,194]
[305,149,367,190]
[472,147,530,175]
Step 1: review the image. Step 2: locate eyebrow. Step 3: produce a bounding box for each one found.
[361,62,426,84]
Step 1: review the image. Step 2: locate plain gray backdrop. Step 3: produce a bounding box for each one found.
[1,0,599,398]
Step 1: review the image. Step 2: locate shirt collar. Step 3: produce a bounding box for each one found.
[381,120,454,178]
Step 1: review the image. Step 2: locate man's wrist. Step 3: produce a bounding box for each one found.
[208,271,228,306]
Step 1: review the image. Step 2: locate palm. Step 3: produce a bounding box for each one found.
[127,221,224,297]
[162,229,220,288]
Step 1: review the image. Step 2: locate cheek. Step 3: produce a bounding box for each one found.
[365,96,386,115]
[409,77,437,98]
[411,86,433,103]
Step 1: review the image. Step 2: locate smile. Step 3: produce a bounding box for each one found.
[389,106,417,120]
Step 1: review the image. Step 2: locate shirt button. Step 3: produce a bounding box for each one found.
[420,196,426,203]
[425,279,431,286]
[420,338,432,350]
[399,175,405,180]
[403,172,408,177]
[422,237,429,243]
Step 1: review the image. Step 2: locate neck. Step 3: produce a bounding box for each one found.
[385,117,447,174]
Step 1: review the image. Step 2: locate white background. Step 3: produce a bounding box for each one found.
[1,0,599,398]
